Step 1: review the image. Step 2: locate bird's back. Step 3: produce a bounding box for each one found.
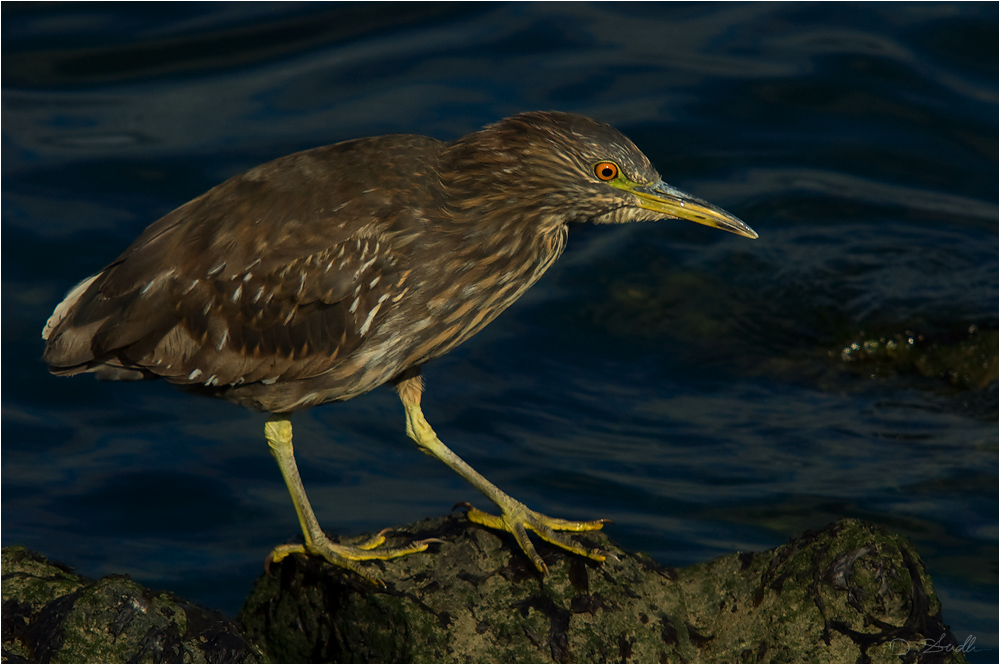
[43,134,454,412]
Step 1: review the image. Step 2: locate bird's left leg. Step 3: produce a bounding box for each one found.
[265,413,440,582]
[396,374,606,573]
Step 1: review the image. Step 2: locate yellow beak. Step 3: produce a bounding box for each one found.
[627,180,758,239]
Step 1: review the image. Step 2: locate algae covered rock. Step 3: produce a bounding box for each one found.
[238,515,962,663]
[676,519,961,663]
[1,546,264,664]
[836,323,998,390]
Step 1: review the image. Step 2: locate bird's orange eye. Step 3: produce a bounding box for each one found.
[594,162,619,181]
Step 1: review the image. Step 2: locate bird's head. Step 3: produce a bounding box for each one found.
[440,111,756,239]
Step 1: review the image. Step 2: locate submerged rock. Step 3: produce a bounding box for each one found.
[836,323,998,390]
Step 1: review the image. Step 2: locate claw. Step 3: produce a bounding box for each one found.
[356,528,392,550]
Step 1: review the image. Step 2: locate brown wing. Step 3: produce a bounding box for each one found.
[43,135,440,403]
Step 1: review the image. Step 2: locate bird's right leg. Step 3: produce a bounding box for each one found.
[395,375,607,573]
[265,413,438,582]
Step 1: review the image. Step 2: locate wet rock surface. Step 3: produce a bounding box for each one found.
[836,323,998,391]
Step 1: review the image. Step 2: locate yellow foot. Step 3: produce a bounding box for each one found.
[266,529,443,585]
[456,501,608,573]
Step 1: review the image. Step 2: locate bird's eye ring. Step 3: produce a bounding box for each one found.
[594,162,619,181]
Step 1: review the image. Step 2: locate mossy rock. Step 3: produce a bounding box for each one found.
[1,546,265,664]
[836,324,998,390]
[238,515,962,663]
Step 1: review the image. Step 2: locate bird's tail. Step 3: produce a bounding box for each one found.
[42,271,150,380]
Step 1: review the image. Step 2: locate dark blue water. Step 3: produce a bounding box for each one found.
[4,2,996,658]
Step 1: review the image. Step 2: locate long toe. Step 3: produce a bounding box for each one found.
[459,501,607,573]
[267,531,441,584]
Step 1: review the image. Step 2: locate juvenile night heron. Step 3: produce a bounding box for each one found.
[42,111,757,580]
